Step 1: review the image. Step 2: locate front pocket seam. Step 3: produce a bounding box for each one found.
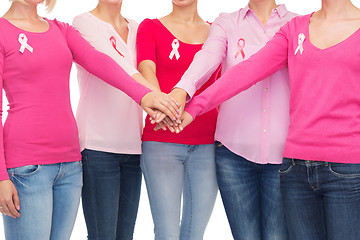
[279,164,293,175]
[328,164,360,178]
[12,165,41,176]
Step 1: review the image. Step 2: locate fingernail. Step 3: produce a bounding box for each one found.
[180,126,183,131]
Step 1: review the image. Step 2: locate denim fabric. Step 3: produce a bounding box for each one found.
[81,149,142,240]
[3,161,82,240]
[280,158,360,240]
[141,141,218,240]
[215,142,287,240]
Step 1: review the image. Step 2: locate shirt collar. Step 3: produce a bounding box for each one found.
[275,4,288,18]
[240,4,288,19]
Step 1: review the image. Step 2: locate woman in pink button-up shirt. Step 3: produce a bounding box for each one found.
[167,0,297,239]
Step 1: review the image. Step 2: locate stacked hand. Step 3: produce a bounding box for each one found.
[142,88,194,133]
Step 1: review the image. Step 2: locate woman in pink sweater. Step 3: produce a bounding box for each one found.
[0,0,179,239]
[177,0,360,239]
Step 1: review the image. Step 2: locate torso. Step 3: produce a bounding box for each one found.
[137,18,219,145]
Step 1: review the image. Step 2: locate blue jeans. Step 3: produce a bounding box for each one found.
[3,161,82,240]
[141,141,218,240]
[81,149,142,240]
[215,142,287,240]
[280,158,360,240]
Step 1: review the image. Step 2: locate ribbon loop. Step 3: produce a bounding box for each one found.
[169,39,180,60]
[235,38,245,59]
[110,36,124,57]
[18,33,33,54]
[294,33,306,55]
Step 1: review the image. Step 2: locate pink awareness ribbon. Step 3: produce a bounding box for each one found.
[294,33,306,55]
[110,36,124,57]
[235,38,245,59]
[18,33,33,54]
[169,39,180,60]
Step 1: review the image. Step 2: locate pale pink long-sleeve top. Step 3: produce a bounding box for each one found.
[0,18,151,180]
[73,13,143,154]
[185,13,360,164]
[176,5,297,164]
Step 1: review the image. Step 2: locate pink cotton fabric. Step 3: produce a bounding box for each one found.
[185,13,360,164]
[0,18,150,180]
[73,13,143,154]
[176,5,297,164]
[137,19,219,145]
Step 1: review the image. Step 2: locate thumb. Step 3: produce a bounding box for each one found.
[179,112,194,131]
[13,189,20,211]
[143,107,156,119]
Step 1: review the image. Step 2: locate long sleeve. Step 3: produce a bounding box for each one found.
[175,15,228,98]
[55,20,151,105]
[185,23,289,119]
[0,39,8,180]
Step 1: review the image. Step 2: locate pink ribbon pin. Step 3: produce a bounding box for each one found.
[110,36,124,57]
[235,38,245,59]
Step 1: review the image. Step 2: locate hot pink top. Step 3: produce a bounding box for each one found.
[0,18,151,180]
[176,5,297,164]
[137,19,220,145]
[185,14,360,164]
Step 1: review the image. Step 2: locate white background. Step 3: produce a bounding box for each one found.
[0,0,357,239]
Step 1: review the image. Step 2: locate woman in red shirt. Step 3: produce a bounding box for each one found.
[136,0,220,238]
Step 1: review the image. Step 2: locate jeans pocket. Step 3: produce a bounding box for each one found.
[328,163,360,178]
[279,158,294,175]
[10,165,41,176]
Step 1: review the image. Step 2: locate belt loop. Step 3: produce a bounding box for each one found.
[291,158,296,165]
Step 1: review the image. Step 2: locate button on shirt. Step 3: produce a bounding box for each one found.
[176,5,297,164]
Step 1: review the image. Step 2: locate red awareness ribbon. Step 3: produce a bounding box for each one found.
[235,38,245,59]
[110,36,124,57]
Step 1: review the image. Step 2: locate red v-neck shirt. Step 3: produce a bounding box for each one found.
[137,19,220,145]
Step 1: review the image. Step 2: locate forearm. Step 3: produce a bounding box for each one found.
[185,28,289,118]
[132,73,158,91]
[138,60,161,91]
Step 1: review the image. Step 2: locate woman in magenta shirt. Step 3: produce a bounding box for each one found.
[178,0,360,239]
[0,0,179,239]
[163,1,297,239]
[136,0,220,238]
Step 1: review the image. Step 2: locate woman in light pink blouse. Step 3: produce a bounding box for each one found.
[161,0,297,239]
[178,0,360,239]
[72,0,154,239]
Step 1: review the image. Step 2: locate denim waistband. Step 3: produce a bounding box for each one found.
[283,158,329,166]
